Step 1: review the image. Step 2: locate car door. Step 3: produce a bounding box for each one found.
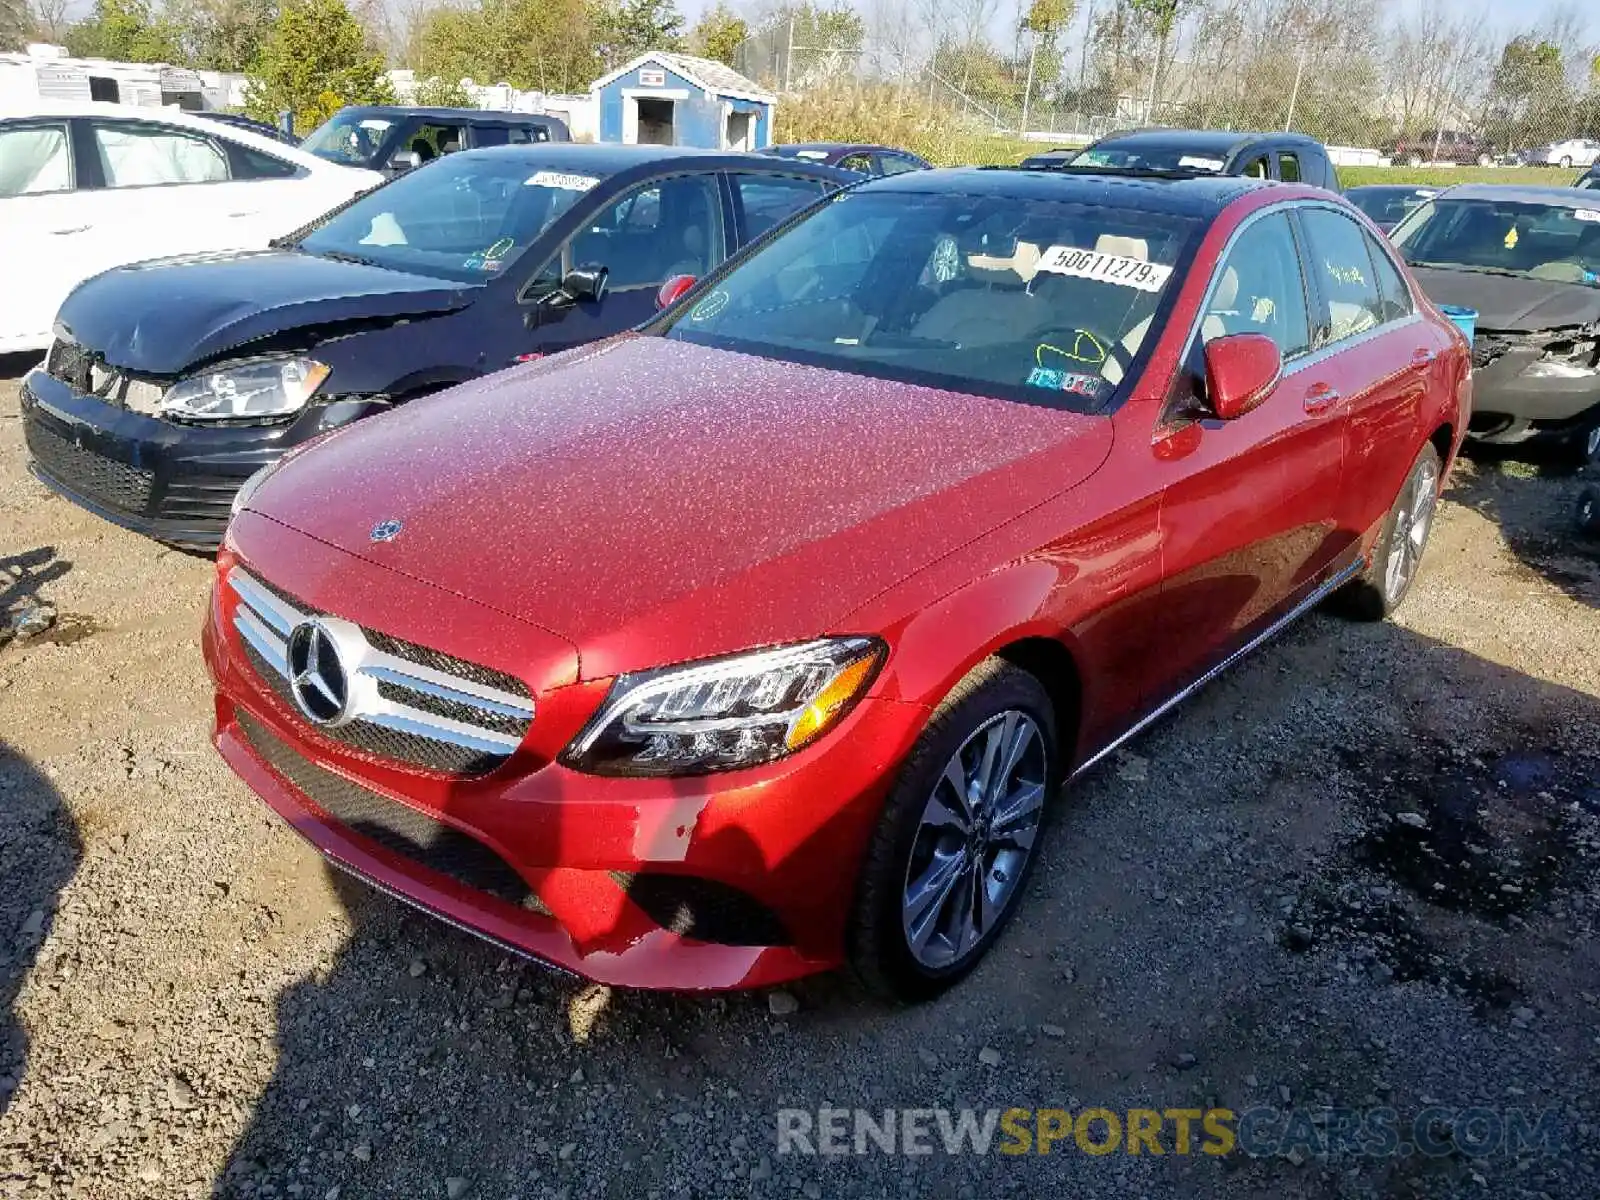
[527,171,729,353]
[1296,205,1444,549]
[0,118,92,351]
[1151,206,1345,689]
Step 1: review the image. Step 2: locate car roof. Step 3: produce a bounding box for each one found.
[1345,184,1437,195]
[335,106,563,123]
[1,99,339,169]
[1090,128,1319,154]
[1433,183,1600,208]
[768,142,895,154]
[445,142,851,176]
[860,165,1265,217]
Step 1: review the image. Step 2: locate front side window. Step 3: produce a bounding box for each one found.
[1392,197,1600,287]
[297,154,606,283]
[663,189,1197,409]
[1201,211,1311,360]
[729,172,825,238]
[878,153,922,176]
[90,123,227,187]
[1241,155,1269,179]
[570,174,723,289]
[0,123,71,197]
[389,123,467,168]
[838,152,873,174]
[1300,207,1384,344]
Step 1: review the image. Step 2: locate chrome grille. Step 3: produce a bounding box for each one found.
[229,569,535,776]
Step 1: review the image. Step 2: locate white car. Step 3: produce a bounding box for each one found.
[1527,138,1600,169]
[0,101,385,354]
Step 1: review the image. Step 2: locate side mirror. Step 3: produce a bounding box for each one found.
[656,274,697,310]
[561,264,608,304]
[1203,333,1281,420]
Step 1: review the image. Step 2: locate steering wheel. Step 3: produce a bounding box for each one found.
[1032,326,1130,382]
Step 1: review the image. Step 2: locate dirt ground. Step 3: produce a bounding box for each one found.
[1,358,1598,1200]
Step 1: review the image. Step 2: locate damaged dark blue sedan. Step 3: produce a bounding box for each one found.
[21,144,850,549]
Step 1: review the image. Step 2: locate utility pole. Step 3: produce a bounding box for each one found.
[1285,43,1307,131]
[785,13,795,93]
[1020,30,1038,136]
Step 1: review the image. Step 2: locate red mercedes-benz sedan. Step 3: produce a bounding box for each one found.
[204,168,1470,1001]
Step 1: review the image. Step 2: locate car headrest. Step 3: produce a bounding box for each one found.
[1212,265,1240,310]
[1095,234,1149,261]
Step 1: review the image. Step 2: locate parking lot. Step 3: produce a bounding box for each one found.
[2,358,1599,1199]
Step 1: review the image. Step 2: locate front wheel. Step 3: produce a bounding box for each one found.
[848,660,1057,1003]
[1334,443,1442,621]
[1560,156,1574,169]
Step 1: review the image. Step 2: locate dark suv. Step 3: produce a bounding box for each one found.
[1385,129,1493,168]
[1024,129,1340,191]
[301,106,570,176]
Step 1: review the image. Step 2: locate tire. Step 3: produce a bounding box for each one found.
[1578,487,1600,537]
[1560,156,1574,169]
[847,659,1059,1003]
[1334,443,1443,621]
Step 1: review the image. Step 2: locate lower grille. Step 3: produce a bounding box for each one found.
[611,871,790,947]
[25,421,154,512]
[239,710,548,913]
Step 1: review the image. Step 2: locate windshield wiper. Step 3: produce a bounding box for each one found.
[1406,261,1529,279]
[306,248,385,269]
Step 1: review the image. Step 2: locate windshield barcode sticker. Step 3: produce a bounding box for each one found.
[1035,246,1173,292]
[526,171,599,191]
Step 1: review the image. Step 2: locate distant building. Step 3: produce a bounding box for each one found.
[589,52,775,150]
[0,44,244,110]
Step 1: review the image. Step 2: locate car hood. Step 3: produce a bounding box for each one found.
[248,336,1115,679]
[56,249,473,375]
[1409,265,1600,332]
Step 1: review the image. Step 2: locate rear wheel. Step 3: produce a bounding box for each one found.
[1560,155,1574,169]
[848,660,1057,1003]
[1335,443,1442,621]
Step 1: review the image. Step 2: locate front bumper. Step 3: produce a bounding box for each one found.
[19,367,381,550]
[1469,341,1600,432]
[204,519,930,990]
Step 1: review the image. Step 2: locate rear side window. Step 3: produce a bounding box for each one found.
[90,122,228,187]
[474,124,535,147]
[1365,233,1414,322]
[224,141,299,180]
[1299,207,1384,345]
[0,123,72,196]
[1278,152,1301,183]
[729,173,825,238]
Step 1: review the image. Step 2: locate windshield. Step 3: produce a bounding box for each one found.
[301,113,395,166]
[1348,188,1434,228]
[1072,144,1228,173]
[662,189,1197,408]
[1392,197,1600,287]
[296,154,601,283]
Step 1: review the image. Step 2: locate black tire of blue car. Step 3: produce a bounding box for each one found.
[848,659,1059,1004]
[1334,442,1443,622]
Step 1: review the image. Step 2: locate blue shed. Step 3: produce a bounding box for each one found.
[590,52,775,151]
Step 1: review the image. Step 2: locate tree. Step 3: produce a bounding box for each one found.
[411,0,602,94]
[1486,35,1570,149]
[30,0,69,42]
[185,0,278,72]
[769,2,865,88]
[64,0,184,62]
[245,0,394,132]
[413,73,472,106]
[594,0,682,68]
[2,0,33,51]
[689,1,745,68]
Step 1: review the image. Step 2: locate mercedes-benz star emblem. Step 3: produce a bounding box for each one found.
[286,621,351,725]
[370,518,404,543]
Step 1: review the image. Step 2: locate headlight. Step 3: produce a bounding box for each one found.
[562,637,886,777]
[161,357,330,421]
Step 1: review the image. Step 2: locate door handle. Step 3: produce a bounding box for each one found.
[1411,347,1436,365]
[48,225,89,235]
[1303,383,1342,413]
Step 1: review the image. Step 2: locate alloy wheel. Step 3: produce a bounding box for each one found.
[900,710,1047,970]
[1385,457,1439,603]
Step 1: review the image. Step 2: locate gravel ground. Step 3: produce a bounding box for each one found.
[2,358,1598,1200]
